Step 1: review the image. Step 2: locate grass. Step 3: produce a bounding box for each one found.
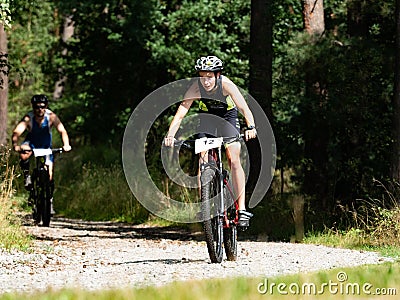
[303,179,400,260]
[1,263,399,299]
[51,144,150,222]
[0,147,31,250]
[55,163,149,222]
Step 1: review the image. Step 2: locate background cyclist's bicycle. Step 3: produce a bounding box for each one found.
[21,148,63,227]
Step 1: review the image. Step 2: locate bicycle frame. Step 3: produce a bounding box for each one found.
[175,134,241,262]
[202,147,238,228]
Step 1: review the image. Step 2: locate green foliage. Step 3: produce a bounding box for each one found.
[7,0,59,128]
[274,28,394,207]
[50,0,164,145]
[146,0,250,86]
[0,0,11,28]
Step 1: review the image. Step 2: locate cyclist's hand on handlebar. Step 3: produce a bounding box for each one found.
[164,136,175,147]
[245,127,257,141]
[63,145,72,152]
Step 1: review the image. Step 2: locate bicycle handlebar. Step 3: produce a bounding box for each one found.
[18,148,64,155]
[172,134,244,150]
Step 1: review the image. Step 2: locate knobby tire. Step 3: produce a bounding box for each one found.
[31,171,41,225]
[32,169,52,227]
[41,182,51,227]
[201,168,224,263]
[223,184,238,261]
[39,169,51,227]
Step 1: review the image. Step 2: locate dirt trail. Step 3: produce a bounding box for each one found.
[0,217,392,294]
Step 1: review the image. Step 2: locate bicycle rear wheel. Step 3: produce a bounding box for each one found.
[201,168,224,263]
[223,185,238,261]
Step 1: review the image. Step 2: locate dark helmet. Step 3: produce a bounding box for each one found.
[195,55,224,72]
[31,94,49,106]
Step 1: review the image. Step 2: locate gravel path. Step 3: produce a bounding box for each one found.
[0,217,393,295]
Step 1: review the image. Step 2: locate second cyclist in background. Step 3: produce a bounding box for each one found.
[12,94,72,214]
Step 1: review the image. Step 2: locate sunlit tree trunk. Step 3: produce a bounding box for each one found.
[302,0,325,36]
[392,0,400,183]
[0,23,8,146]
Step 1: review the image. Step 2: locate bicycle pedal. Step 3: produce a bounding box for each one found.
[238,225,249,232]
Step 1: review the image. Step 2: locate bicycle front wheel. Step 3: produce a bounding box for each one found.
[201,168,223,263]
[41,182,51,227]
[39,170,51,227]
[31,171,41,225]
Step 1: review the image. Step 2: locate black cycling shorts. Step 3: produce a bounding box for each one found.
[197,108,240,138]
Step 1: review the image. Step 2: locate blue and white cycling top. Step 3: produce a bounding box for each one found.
[25,109,52,149]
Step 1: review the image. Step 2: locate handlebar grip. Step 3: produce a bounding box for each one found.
[173,140,193,150]
[18,149,32,154]
[52,148,63,153]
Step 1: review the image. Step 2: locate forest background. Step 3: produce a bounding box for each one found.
[1,0,399,240]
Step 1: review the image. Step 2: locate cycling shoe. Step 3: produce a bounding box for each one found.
[24,175,32,191]
[238,210,253,229]
[50,198,55,215]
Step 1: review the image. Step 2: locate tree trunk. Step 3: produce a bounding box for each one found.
[301,0,330,210]
[53,13,74,100]
[0,23,8,146]
[302,0,325,36]
[347,0,368,37]
[392,0,400,183]
[248,0,273,192]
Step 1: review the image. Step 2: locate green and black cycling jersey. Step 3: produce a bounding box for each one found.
[197,75,240,137]
[198,75,237,115]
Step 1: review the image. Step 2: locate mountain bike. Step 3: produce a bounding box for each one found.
[21,148,63,227]
[175,135,242,263]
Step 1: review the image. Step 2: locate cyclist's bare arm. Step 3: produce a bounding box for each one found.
[222,77,257,140]
[50,113,72,152]
[165,82,199,147]
[11,116,30,152]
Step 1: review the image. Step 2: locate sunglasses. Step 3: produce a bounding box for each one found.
[33,104,47,109]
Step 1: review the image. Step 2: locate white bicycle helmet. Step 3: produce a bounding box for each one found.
[195,55,224,72]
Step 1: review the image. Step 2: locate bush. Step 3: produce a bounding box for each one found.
[53,145,149,222]
[0,147,31,250]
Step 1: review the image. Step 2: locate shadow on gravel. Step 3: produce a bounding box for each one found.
[25,216,205,242]
[114,258,206,265]
[23,215,257,243]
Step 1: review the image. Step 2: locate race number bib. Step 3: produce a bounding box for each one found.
[195,137,223,154]
[32,148,52,157]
